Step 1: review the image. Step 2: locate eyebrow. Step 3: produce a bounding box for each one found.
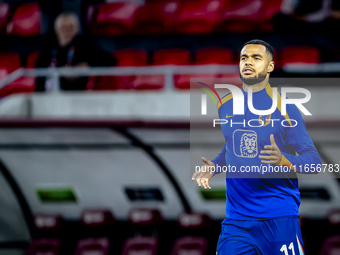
[240,54,263,58]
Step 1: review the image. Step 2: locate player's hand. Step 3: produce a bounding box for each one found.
[259,134,282,165]
[191,157,215,190]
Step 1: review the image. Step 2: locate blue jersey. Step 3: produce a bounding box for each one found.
[212,83,321,220]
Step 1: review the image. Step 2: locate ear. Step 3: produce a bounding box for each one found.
[268,60,274,73]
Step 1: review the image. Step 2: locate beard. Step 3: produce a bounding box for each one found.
[239,69,267,85]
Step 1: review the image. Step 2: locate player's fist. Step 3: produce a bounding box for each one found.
[259,134,282,165]
[191,157,216,190]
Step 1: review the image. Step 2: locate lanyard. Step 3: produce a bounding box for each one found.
[50,46,75,67]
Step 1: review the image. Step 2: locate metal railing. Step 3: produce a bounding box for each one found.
[0,65,239,91]
[0,62,340,91]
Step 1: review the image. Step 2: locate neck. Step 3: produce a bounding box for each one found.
[242,77,269,92]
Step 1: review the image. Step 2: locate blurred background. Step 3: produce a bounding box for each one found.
[0,0,340,254]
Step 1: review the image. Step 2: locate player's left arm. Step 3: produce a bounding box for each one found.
[260,104,321,173]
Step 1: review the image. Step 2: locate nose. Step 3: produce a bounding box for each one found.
[245,59,253,66]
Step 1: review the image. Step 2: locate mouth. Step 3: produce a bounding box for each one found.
[243,68,255,75]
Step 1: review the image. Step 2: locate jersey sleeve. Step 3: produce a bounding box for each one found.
[279,104,321,173]
[211,143,227,175]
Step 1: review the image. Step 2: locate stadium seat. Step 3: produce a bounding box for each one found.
[257,0,283,31]
[195,48,234,65]
[26,51,40,69]
[34,213,63,231]
[320,236,340,255]
[7,3,41,36]
[120,237,158,255]
[183,48,235,90]
[115,49,148,66]
[0,52,21,73]
[134,0,180,34]
[170,236,208,255]
[170,214,209,254]
[128,208,163,236]
[0,52,35,97]
[218,73,243,87]
[25,238,61,255]
[178,212,211,229]
[75,238,110,255]
[116,49,151,90]
[92,49,148,91]
[174,74,219,89]
[81,209,115,227]
[130,75,165,90]
[33,213,64,239]
[328,209,340,226]
[91,2,140,35]
[218,0,263,32]
[0,3,10,34]
[80,209,115,240]
[153,49,191,65]
[153,49,218,90]
[175,0,223,34]
[281,46,320,65]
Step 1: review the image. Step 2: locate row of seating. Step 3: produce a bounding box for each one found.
[0,2,40,36]
[27,208,340,255]
[88,0,284,35]
[0,0,283,37]
[0,45,321,96]
[27,208,211,255]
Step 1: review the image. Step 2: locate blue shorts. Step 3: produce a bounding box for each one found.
[217,216,305,255]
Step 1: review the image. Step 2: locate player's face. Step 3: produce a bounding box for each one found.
[239,44,273,85]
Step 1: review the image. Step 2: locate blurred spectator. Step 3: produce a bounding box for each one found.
[323,0,340,35]
[35,11,115,91]
[273,0,332,33]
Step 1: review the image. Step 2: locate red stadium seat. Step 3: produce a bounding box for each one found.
[154,49,214,90]
[115,49,148,66]
[75,238,110,255]
[0,52,35,97]
[281,46,320,65]
[120,237,158,255]
[130,75,165,90]
[0,3,10,34]
[195,48,234,65]
[25,239,61,255]
[174,74,219,89]
[218,0,263,32]
[26,51,40,69]
[170,236,208,255]
[91,2,140,35]
[91,50,148,91]
[320,236,340,255]
[134,0,180,34]
[183,48,235,90]
[0,52,21,73]
[175,0,223,34]
[153,49,191,65]
[81,209,115,227]
[7,3,41,36]
[218,73,243,87]
[257,0,283,31]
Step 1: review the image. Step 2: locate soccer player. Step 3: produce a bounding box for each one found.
[192,39,321,255]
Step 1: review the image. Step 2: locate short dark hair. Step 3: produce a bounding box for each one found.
[243,39,274,60]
